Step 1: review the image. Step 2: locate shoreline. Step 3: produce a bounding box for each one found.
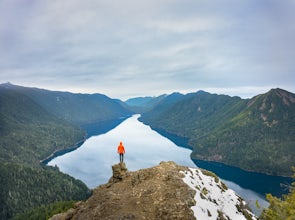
[191,155,293,179]
[140,119,292,179]
[138,118,292,198]
[40,135,87,165]
[40,116,131,165]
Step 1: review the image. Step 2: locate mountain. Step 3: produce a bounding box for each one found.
[125,96,156,106]
[1,163,90,220]
[141,91,246,138]
[125,94,166,113]
[50,161,257,220]
[0,83,92,219]
[2,83,132,126]
[137,92,191,119]
[0,83,85,166]
[0,82,133,219]
[140,89,295,176]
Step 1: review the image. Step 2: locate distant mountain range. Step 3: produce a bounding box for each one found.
[2,82,131,126]
[138,88,295,176]
[125,95,167,113]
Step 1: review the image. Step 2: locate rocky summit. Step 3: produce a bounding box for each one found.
[50,161,257,220]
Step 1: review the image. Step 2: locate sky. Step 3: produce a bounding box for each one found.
[0,0,294,100]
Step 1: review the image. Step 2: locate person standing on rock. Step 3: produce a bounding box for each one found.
[117,141,125,163]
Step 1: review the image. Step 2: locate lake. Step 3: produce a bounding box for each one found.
[49,114,195,187]
[48,114,292,215]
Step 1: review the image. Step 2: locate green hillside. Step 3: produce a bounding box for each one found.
[141,91,246,138]
[192,89,295,176]
[0,163,90,219]
[0,84,92,219]
[0,83,135,219]
[140,89,295,176]
[125,95,166,113]
[139,92,189,123]
[5,83,132,126]
[0,85,85,166]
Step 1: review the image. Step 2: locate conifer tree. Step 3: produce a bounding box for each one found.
[259,168,295,220]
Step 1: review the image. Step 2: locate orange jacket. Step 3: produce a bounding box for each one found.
[117,142,125,154]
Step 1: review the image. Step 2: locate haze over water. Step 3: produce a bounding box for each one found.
[49,114,268,215]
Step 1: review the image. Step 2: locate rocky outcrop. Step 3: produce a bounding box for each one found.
[109,162,128,183]
[50,161,256,220]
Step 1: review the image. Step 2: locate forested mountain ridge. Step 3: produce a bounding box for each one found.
[2,83,132,125]
[125,94,167,113]
[139,89,295,176]
[192,88,295,176]
[0,84,91,219]
[140,91,247,138]
[139,92,191,118]
[0,84,85,166]
[0,163,90,220]
[0,83,133,219]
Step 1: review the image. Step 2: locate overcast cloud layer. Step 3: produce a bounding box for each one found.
[0,0,294,99]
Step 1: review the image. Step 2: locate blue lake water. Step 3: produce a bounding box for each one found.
[48,114,292,215]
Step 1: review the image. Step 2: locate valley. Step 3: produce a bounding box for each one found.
[1,82,294,219]
[0,83,131,219]
[139,89,295,176]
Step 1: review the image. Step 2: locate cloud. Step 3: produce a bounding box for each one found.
[0,0,294,99]
[146,17,230,33]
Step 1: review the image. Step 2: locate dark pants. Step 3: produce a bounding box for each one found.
[119,153,124,163]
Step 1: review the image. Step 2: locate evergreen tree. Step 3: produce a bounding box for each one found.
[259,168,295,220]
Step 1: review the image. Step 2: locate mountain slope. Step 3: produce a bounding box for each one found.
[141,91,246,138]
[0,84,92,219]
[192,88,295,175]
[140,89,295,176]
[51,162,256,220]
[125,96,155,106]
[0,84,85,166]
[0,163,90,219]
[139,92,191,127]
[2,83,132,126]
[125,95,167,113]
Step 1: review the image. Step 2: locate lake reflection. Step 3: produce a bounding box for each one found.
[48,114,268,215]
[49,115,195,188]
